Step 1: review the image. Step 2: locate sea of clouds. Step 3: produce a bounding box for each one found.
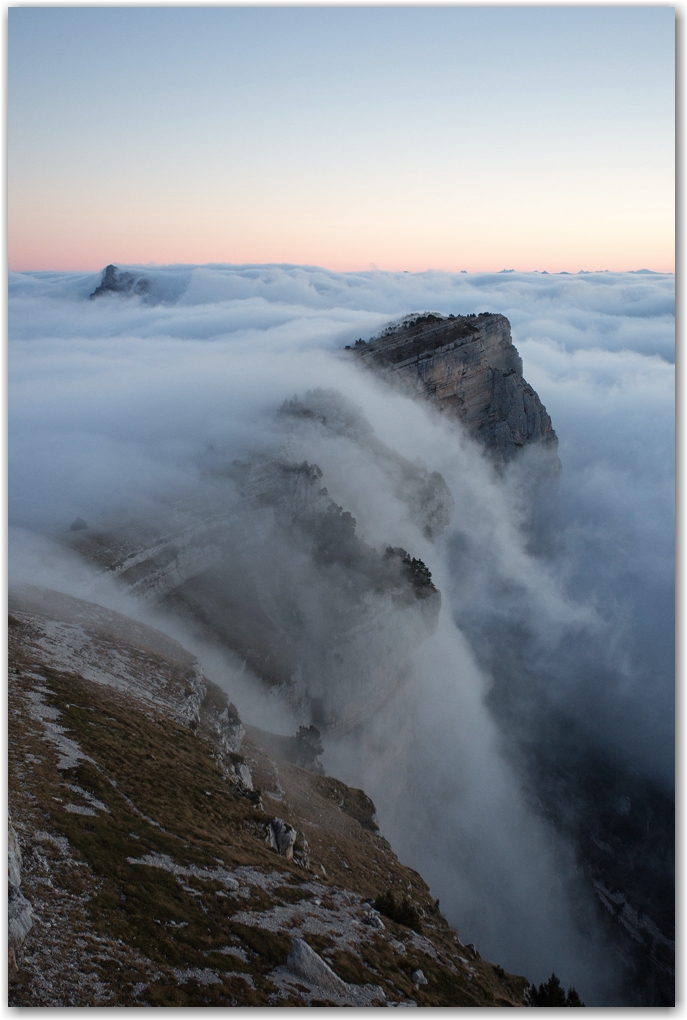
[8,265,674,1003]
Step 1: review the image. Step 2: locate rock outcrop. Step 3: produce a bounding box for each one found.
[273,937,386,1006]
[268,818,298,860]
[350,312,558,464]
[8,817,33,976]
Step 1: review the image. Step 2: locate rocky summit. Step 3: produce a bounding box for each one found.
[90,264,150,300]
[8,587,528,1007]
[349,312,558,463]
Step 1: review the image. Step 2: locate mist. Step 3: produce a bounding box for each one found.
[9,265,674,1004]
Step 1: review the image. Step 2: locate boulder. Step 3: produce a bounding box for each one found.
[268,818,297,860]
[361,910,385,930]
[286,938,349,998]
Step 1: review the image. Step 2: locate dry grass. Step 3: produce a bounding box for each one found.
[9,600,529,1007]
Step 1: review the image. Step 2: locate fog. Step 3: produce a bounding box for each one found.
[9,265,674,1004]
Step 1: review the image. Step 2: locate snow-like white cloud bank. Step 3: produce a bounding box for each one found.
[9,265,674,1003]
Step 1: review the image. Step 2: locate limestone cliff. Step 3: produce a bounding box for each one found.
[8,588,528,1007]
[350,312,558,463]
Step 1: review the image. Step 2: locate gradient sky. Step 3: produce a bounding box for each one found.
[8,6,675,274]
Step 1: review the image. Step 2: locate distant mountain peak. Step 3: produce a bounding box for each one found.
[90,264,149,299]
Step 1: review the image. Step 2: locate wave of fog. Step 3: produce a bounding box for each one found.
[9,265,674,1003]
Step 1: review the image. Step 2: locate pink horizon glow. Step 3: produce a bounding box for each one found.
[8,226,675,277]
[9,253,675,276]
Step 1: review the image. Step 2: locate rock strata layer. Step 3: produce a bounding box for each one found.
[351,312,558,463]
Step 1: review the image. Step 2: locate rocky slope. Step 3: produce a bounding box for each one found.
[349,312,558,464]
[8,586,528,1007]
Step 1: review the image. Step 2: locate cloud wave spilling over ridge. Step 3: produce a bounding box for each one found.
[9,265,674,1004]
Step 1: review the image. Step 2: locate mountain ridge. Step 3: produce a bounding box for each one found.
[10,270,671,1004]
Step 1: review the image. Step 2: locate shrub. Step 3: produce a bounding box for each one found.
[373,890,423,934]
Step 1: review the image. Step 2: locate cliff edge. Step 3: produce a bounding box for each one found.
[350,312,558,463]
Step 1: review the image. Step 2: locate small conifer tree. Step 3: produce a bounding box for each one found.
[526,973,585,1007]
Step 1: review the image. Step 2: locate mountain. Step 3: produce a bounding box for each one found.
[9,281,672,1005]
[8,586,528,1007]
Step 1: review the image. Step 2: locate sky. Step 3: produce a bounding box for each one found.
[8,5,675,274]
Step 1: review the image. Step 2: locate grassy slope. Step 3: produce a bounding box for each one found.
[9,601,528,1007]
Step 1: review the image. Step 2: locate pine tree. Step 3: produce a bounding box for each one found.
[527,973,585,1007]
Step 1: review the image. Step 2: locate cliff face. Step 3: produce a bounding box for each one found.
[351,312,558,463]
[8,587,528,1007]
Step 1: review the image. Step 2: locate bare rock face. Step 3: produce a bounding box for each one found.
[350,313,558,464]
